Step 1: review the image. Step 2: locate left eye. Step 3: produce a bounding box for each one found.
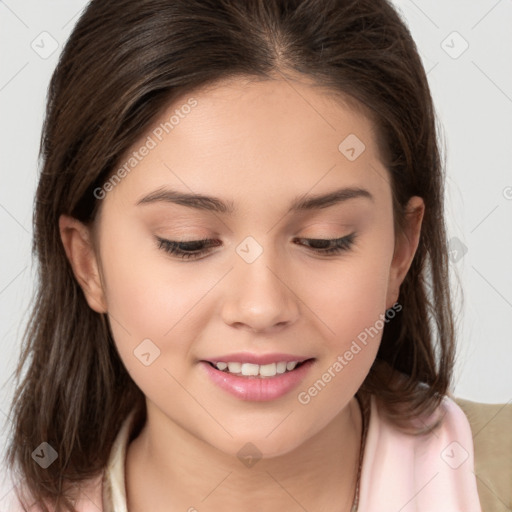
[155,233,356,260]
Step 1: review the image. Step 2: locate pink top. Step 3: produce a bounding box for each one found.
[3,394,482,511]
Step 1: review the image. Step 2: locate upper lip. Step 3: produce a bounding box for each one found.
[202,352,314,365]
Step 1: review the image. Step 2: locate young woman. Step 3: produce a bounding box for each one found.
[5,0,510,511]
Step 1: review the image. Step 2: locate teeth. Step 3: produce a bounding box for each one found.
[227,362,241,373]
[214,360,303,377]
[276,362,287,374]
[241,363,259,376]
[259,363,277,377]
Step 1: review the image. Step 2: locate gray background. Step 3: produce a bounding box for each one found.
[0,1,511,502]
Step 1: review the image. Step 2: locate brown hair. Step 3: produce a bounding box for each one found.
[5,0,455,510]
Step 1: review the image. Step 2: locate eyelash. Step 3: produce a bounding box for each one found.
[155,233,357,260]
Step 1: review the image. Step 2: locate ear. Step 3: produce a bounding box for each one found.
[386,196,425,309]
[58,214,107,313]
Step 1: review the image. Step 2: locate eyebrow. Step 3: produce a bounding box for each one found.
[136,186,373,214]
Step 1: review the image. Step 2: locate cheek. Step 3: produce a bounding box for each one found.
[303,234,394,350]
[295,251,393,415]
[96,222,211,373]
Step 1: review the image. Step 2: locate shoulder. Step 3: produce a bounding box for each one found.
[359,393,483,511]
[4,407,140,512]
[3,472,104,512]
[452,396,512,512]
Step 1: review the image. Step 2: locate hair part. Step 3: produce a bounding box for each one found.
[6,0,455,510]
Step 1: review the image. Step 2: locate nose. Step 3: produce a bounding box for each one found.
[220,243,300,333]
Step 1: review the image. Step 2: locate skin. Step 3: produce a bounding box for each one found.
[59,74,424,512]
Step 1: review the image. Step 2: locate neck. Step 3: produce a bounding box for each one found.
[125,396,363,512]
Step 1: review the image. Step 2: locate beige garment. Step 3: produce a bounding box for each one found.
[454,397,512,512]
[101,407,136,512]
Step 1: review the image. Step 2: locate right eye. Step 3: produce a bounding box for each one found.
[155,237,220,260]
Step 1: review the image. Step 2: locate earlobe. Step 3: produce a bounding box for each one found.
[386,196,425,309]
[58,214,108,313]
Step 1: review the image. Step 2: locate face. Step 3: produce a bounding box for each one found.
[60,75,423,458]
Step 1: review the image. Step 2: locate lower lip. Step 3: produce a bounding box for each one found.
[199,359,315,401]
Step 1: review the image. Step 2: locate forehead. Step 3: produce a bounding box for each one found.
[102,76,391,216]
[163,75,378,154]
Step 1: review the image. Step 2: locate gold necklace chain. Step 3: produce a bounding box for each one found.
[350,392,370,512]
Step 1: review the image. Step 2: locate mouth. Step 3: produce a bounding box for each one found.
[199,358,316,401]
[202,358,315,379]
